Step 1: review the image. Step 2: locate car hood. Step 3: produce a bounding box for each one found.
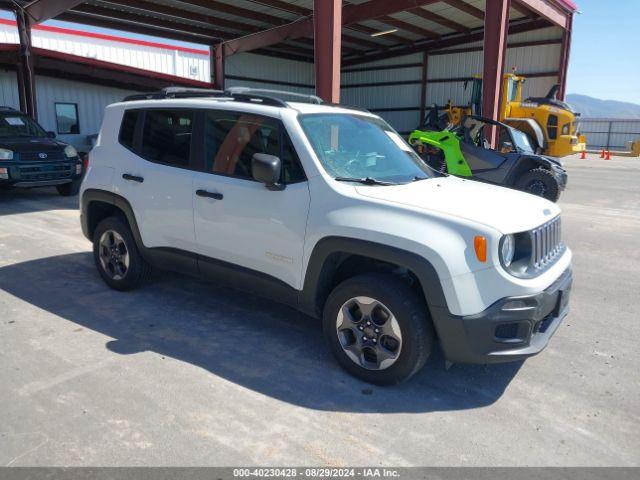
[0,137,66,151]
[355,176,560,234]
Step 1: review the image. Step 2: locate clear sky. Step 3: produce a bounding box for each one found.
[1,2,638,104]
[567,0,640,103]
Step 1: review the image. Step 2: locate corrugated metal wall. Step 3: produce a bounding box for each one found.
[0,21,210,82]
[225,53,314,94]
[341,26,564,133]
[0,70,20,109]
[0,70,138,150]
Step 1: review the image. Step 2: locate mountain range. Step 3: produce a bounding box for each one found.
[566,94,640,119]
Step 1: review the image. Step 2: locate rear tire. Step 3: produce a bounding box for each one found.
[515,167,560,202]
[322,273,434,385]
[56,179,81,196]
[93,216,152,291]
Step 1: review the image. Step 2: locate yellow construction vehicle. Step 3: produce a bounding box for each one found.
[425,73,586,158]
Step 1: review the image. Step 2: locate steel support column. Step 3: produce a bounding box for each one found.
[211,43,225,90]
[418,52,429,124]
[314,0,342,103]
[558,13,573,100]
[15,7,37,118]
[482,0,510,146]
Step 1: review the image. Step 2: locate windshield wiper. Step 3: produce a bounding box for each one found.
[334,176,398,186]
[412,176,429,182]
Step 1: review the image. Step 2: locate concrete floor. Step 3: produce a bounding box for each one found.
[0,155,639,466]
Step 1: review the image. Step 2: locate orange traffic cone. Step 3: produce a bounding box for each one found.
[605,150,611,160]
[600,149,605,158]
[580,150,586,159]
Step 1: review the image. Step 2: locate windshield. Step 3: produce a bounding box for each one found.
[510,128,535,153]
[0,114,47,138]
[299,113,434,183]
[506,78,519,102]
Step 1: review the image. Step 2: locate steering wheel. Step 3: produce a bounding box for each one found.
[344,157,365,175]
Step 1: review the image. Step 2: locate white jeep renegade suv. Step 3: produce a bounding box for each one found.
[80,87,572,385]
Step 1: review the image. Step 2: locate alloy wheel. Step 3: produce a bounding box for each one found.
[336,296,403,370]
[98,230,130,281]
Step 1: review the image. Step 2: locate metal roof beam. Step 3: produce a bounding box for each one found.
[376,15,440,39]
[175,0,291,26]
[57,11,223,44]
[343,18,551,66]
[242,0,412,45]
[440,0,484,20]
[173,0,371,52]
[95,0,264,36]
[510,1,538,19]
[70,4,226,40]
[407,8,469,33]
[23,0,83,24]
[222,0,439,56]
[513,0,569,28]
[244,0,307,16]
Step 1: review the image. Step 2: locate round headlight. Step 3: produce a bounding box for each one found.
[64,145,78,158]
[501,234,515,267]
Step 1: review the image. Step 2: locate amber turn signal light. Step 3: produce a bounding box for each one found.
[474,235,487,262]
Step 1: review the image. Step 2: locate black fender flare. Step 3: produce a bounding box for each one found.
[81,189,146,255]
[505,155,555,187]
[300,236,450,324]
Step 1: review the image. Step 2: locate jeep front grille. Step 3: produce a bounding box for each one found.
[530,216,564,270]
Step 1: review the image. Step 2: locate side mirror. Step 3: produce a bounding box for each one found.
[47,131,56,138]
[252,153,283,190]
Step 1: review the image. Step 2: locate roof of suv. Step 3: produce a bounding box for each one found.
[116,87,375,117]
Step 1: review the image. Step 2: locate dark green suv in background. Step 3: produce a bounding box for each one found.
[0,107,83,196]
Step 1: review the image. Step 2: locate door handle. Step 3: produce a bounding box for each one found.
[196,189,223,200]
[122,173,144,183]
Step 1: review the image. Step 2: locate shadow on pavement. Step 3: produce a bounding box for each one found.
[0,252,523,413]
[0,188,78,215]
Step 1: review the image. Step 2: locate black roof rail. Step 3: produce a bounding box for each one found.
[120,86,371,113]
[225,87,323,105]
[122,87,227,102]
[0,105,17,111]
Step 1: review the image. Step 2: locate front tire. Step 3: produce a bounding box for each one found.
[515,167,560,202]
[323,273,434,385]
[93,216,152,291]
[56,179,81,196]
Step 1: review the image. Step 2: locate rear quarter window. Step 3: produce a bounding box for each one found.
[119,110,139,150]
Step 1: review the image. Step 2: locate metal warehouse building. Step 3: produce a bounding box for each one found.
[0,0,576,148]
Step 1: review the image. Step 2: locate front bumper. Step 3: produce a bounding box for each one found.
[0,159,82,188]
[432,268,573,364]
